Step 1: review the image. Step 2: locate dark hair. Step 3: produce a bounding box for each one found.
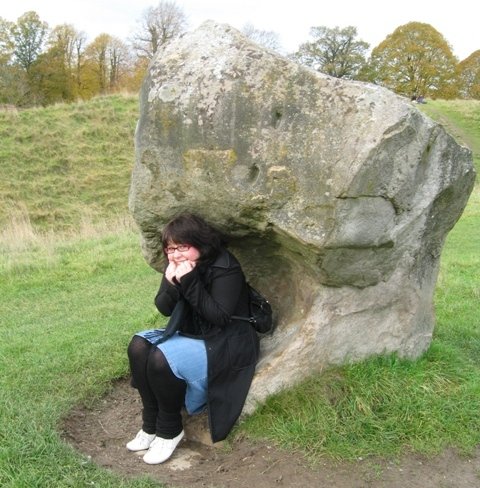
[161,212,227,264]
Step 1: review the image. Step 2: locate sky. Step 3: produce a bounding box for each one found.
[2,0,478,60]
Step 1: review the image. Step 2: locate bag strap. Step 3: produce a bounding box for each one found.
[231,280,253,323]
[153,299,185,345]
[230,314,255,323]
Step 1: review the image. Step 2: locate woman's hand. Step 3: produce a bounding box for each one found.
[165,261,178,284]
[165,259,196,284]
[175,260,196,281]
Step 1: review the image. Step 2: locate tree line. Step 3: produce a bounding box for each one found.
[1,1,479,108]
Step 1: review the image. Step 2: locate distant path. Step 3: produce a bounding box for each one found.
[421,104,477,155]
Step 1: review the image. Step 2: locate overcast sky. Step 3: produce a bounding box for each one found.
[2,0,478,60]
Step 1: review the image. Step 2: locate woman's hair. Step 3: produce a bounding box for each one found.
[161,212,227,264]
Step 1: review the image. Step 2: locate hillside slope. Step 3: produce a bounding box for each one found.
[419,99,480,175]
[0,94,139,231]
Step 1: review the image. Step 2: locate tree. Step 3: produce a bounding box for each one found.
[457,50,480,99]
[2,11,50,106]
[72,31,88,96]
[292,26,369,79]
[48,24,81,71]
[0,17,18,104]
[84,34,131,95]
[107,36,132,91]
[10,11,48,73]
[242,23,282,52]
[121,56,149,93]
[131,0,187,60]
[368,22,458,99]
[83,34,111,95]
[0,62,28,105]
[0,17,14,65]
[37,24,86,103]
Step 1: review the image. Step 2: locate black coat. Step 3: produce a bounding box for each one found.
[154,249,260,442]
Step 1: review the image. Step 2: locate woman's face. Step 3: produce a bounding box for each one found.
[166,242,201,264]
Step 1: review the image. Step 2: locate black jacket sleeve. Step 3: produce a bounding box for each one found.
[154,275,181,316]
[177,265,244,329]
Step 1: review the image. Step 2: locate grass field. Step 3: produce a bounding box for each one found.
[0,94,138,231]
[0,96,478,486]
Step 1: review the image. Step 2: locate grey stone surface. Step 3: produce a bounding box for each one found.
[129,21,476,412]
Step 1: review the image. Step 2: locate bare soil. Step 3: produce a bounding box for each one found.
[62,378,480,488]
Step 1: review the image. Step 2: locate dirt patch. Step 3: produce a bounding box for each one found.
[62,378,480,488]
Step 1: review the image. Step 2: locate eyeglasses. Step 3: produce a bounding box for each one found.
[164,244,191,254]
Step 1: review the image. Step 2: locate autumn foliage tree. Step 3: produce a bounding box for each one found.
[35,24,87,104]
[1,8,478,107]
[0,17,21,104]
[0,11,137,106]
[82,34,131,96]
[457,50,480,99]
[367,22,459,99]
[1,11,49,105]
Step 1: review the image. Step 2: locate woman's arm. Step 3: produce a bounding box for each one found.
[154,275,181,316]
[178,266,244,328]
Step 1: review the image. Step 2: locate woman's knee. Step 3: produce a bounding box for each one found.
[127,335,152,361]
[146,349,186,397]
[147,348,172,376]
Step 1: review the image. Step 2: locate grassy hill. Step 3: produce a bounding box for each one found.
[0,94,139,232]
[419,99,480,174]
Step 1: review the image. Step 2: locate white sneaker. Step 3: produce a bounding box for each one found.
[126,429,156,452]
[143,430,184,464]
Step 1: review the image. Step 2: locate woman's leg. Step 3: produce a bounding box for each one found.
[127,335,158,434]
[146,348,186,438]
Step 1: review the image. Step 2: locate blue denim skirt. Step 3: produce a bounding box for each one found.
[135,329,208,415]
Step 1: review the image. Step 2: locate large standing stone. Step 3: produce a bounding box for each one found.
[129,21,476,411]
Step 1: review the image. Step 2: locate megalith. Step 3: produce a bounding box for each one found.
[129,21,476,411]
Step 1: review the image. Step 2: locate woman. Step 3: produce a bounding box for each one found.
[126,212,259,464]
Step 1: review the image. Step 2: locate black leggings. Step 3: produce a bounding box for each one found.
[127,335,186,438]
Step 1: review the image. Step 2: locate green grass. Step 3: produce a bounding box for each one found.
[0,94,139,231]
[0,97,478,485]
[419,99,480,173]
[0,228,165,487]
